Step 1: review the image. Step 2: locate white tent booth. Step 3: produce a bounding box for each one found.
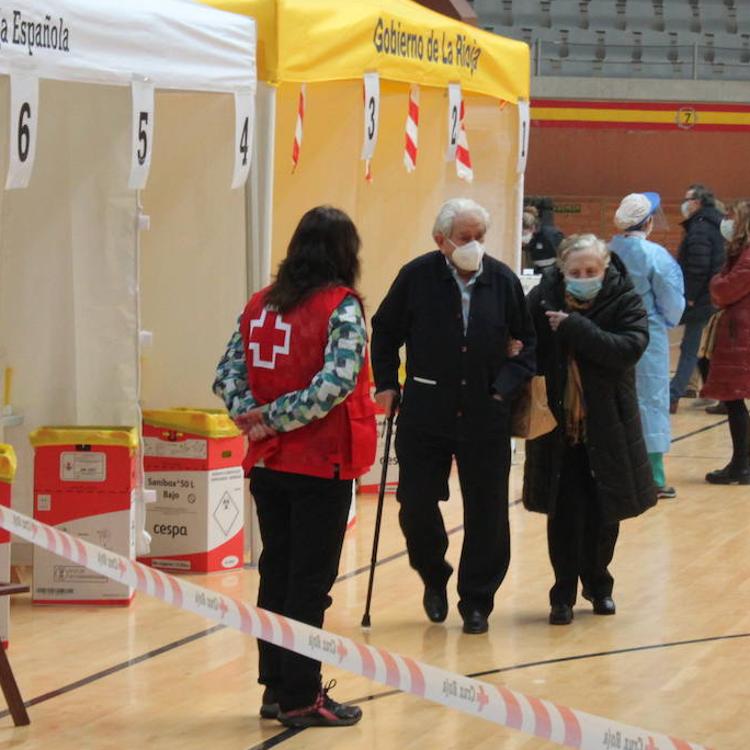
[0,0,256,564]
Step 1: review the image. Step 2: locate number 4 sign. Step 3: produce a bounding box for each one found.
[6,71,39,191]
[232,91,254,189]
[129,79,155,190]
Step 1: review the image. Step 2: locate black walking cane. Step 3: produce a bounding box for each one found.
[361,399,398,629]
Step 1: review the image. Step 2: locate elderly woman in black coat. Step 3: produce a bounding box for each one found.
[523,234,656,625]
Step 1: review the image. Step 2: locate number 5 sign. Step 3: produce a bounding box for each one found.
[6,71,39,191]
[129,79,155,190]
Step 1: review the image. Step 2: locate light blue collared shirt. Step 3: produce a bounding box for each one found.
[446,257,483,334]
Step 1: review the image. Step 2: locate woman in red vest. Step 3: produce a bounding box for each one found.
[214,206,376,727]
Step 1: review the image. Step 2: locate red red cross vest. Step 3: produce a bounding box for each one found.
[239,285,376,479]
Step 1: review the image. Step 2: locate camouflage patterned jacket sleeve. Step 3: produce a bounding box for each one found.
[213,295,367,433]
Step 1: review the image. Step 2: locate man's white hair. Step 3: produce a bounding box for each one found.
[432,198,491,238]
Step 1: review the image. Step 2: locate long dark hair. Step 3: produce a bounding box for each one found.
[727,199,750,259]
[264,206,361,313]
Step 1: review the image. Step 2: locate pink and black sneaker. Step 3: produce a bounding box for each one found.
[277,680,362,728]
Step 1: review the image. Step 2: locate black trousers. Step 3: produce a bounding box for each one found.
[547,444,620,606]
[250,467,352,711]
[395,425,511,618]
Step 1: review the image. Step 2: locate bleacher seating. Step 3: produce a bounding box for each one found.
[472,0,750,79]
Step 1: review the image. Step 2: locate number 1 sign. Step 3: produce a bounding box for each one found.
[6,71,39,191]
[129,79,155,190]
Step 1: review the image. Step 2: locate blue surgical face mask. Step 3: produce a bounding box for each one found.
[565,276,603,301]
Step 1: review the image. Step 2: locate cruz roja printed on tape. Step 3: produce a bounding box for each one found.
[0,505,713,750]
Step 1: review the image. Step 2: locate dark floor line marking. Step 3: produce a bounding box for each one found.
[246,728,305,750]
[0,623,226,721]
[349,630,750,707]
[671,419,728,443]
[334,524,464,583]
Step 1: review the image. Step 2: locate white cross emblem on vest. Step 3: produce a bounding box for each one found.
[248,308,292,369]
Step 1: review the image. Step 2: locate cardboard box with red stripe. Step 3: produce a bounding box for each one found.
[139,409,245,573]
[30,426,137,605]
[0,444,17,645]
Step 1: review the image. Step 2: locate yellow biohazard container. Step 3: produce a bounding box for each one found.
[28,426,138,606]
[140,409,245,573]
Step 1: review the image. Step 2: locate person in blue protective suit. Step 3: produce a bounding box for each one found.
[610,193,685,499]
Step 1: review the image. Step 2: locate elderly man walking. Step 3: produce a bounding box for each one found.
[371,198,536,634]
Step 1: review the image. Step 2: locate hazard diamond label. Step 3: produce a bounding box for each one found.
[213,492,240,537]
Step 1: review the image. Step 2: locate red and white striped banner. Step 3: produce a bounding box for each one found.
[291,84,306,172]
[455,99,473,183]
[0,505,713,750]
[403,84,419,173]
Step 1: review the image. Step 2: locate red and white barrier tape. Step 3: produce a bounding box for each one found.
[291,84,305,173]
[455,99,473,183]
[403,84,419,173]
[0,505,711,750]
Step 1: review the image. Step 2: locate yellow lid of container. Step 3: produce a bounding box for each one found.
[29,426,139,450]
[0,444,17,482]
[142,409,240,438]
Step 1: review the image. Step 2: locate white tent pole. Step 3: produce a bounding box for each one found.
[245,82,277,295]
[514,172,525,274]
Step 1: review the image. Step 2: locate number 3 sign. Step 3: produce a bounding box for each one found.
[6,71,39,190]
[129,79,155,190]
[361,72,380,163]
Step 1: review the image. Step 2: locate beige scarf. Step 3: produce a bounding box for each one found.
[563,293,593,444]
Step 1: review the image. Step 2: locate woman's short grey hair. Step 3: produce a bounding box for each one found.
[432,198,491,238]
[557,233,610,269]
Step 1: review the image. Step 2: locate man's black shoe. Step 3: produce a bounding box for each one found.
[705,464,750,485]
[422,586,448,623]
[582,591,616,615]
[461,610,488,634]
[549,603,573,625]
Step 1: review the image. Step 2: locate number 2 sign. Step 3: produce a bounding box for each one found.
[6,71,39,190]
[129,79,155,190]
[445,83,462,162]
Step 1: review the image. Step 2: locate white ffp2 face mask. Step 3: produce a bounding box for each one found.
[720,218,735,241]
[681,200,692,218]
[449,239,485,272]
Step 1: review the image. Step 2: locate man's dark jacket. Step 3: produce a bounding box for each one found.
[371,250,536,440]
[522,255,656,525]
[677,206,725,312]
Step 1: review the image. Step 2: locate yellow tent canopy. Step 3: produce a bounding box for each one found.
[205,0,529,102]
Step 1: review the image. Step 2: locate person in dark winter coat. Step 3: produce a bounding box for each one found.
[372,198,536,636]
[701,199,750,485]
[522,234,656,626]
[670,184,725,410]
[522,205,564,272]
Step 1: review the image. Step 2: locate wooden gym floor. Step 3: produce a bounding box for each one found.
[0,400,748,749]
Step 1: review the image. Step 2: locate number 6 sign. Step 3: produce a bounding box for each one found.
[6,71,39,190]
[129,79,155,190]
